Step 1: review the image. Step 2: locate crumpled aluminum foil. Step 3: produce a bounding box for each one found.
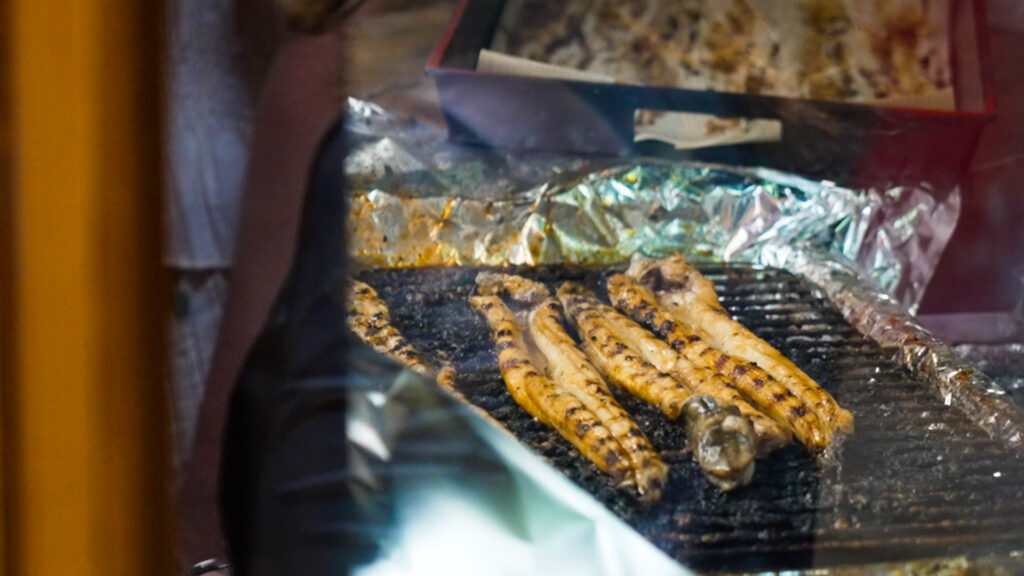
[346,99,957,312]
[761,247,1024,446]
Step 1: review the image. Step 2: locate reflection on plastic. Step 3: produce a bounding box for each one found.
[350,365,691,576]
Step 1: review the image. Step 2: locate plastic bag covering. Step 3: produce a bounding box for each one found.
[349,367,691,576]
[229,327,689,574]
[343,98,1024,448]
[226,115,690,576]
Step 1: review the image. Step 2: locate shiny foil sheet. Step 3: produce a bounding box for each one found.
[346,100,957,311]
[337,99,1024,574]
[956,342,1024,407]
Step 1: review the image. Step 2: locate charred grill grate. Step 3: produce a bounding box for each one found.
[358,264,1024,573]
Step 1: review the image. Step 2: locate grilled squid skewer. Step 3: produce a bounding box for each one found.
[528,298,668,501]
[557,283,696,419]
[558,283,758,488]
[475,272,667,501]
[476,271,551,305]
[627,256,854,437]
[558,282,789,455]
[608,274,829,453]
[346,280,456,389]
[471,295,662,501]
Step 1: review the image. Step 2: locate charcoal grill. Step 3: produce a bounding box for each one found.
[357,263,1024,574]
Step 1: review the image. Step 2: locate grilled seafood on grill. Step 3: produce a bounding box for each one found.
[558,283,758,488]
[476,272,761,492]
[528,297,669,499]
[476,271,551,305]
[346,280,456,389]
[473,273,667,502]
[608,274,831,453]
[627,256,854,438]
[557,282,696,419]
[558,281,784,459]
[471,293,667,503]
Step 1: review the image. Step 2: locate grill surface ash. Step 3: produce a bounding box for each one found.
[357,264,1024,573]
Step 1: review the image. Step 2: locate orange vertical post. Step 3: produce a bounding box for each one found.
[0,0,11,573]
[4,0,171,575]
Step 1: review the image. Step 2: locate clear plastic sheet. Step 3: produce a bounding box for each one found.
[332,99,1024,575]
[333,356,1024,576]
[346,366,691,576]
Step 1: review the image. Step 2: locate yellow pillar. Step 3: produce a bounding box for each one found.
[5,0,171,574]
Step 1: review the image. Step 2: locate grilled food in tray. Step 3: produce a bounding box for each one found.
[346,260,854,499]
[626,256,855,440]
[346,279,456,389]
[557,281,787,458]
[494,0,954,107]
[474,272,761,495]
[348,263,1024,573]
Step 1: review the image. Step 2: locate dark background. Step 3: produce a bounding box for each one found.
[921,8,1024,313]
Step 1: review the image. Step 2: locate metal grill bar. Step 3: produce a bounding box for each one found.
[359,265,1024,573]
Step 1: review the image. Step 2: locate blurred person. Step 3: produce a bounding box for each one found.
[172,0,347,573]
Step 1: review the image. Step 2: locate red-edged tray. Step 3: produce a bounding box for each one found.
[427,0,995,188]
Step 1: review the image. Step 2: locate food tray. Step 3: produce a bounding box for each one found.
[426,0,994,188]
[357,263,1024,573]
